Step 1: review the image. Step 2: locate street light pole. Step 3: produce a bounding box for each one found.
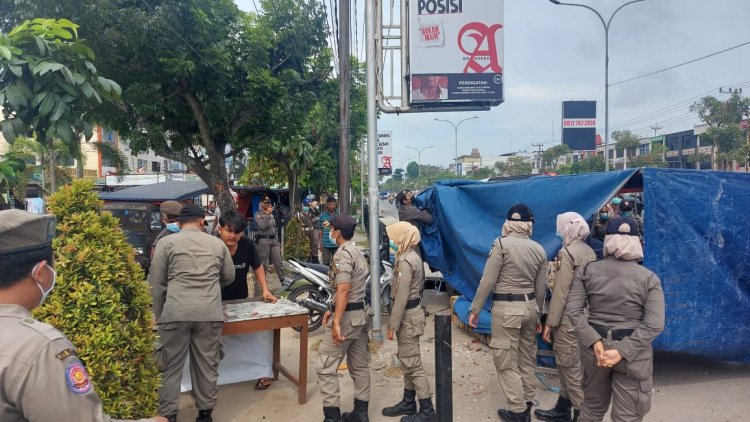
[405,145,434,175]
[434,116,478,175]
[548,0,645,172]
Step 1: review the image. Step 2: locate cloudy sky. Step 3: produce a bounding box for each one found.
[236,0,750,168]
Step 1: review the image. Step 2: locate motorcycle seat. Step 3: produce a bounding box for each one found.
[298,261,330,275]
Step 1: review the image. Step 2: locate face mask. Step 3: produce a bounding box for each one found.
[599,212,610,221]
[302,206,310,212]
[621,211,633,217]
[166,222,180,233]
[555,231,564,242]
[389,240,399,252]
[33,263,56,306]
[328,230,336,243]
[611,197,622,206]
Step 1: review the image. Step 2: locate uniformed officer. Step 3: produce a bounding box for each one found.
[150,200,183,258]
[317,214,371,422]
[148,205,235,422]
[254,194,286,278]
[0,209,168,422]
[536,212,597,422]
[382,222,435,421]
[300,197,322,263]
[566,217,665,422]
[468,204,547,422]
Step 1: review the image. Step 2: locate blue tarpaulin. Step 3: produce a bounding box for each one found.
[418,168,750,362]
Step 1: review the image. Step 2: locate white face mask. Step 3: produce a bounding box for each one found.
[32,263,56,306]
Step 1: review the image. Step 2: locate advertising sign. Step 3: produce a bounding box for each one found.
[377,131,393,176]
[408,0,504,106]
[562,101,597,151]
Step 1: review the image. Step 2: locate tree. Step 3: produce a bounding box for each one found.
[629,143,667,169]
[495,156,532,176]
[0,18,121,192]
[406,161,419,178]
[612,130,640,169]
[542,144,571,170]
[0,152,25,207]
[690,93,750,171]
[468,167,494,179]
[392,168,404,182]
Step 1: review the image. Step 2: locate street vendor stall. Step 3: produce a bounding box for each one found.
[180,298,310,404]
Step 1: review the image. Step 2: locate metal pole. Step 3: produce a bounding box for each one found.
[435,313,453,421]
[454,125,458,175]
[338,0,352,212]
[366,0,382,341]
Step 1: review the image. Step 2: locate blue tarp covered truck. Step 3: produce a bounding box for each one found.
[417,168,750,363]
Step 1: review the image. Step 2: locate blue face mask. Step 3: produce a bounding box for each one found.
[611,197,622,206]
[621,211,633,217]
[599,212,610,221]
[389,240,399,252]
[302,206,310,212]
[166,222,180,233]
[555,231,564,242]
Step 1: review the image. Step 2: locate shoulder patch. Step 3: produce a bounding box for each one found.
[56,348,78,361]
[65,362,92,394]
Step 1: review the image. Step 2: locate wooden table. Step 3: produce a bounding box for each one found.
[222,299,309,404]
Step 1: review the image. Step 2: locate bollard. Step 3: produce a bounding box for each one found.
[434,312,453,422]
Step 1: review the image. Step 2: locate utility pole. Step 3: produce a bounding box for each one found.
[649,123,662,137]
[338,0,352,214]
[532,142,544,173]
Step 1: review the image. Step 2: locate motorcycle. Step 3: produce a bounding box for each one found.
[278,254,394,333]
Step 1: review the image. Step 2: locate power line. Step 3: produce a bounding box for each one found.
[611,41,750,86]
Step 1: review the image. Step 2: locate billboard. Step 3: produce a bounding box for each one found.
[377,131,393,176]
[562,101,597,151]
[408,0,504,106]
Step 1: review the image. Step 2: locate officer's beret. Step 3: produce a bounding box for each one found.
[0,209,56,256]
[179,204,205,218]
[160,200,183,218]
[330,214,357,232]
[606,217,639,236]
[506,203,534,222]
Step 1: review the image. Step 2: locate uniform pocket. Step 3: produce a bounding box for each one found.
[502,306,525,329]
[154,322,179,371]
[635,380,653,416]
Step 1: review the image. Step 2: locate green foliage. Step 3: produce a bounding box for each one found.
[468,167,495,179]
[36,180,160,418]
[0,18,119,144]
[612,130,640,162]
[284,216,310,261]
[0,152,26,189]
[690,93,750,171]
[406,161,419,178]
[495,156,532,176]
[542,144,571,170]
[392,168,404,182]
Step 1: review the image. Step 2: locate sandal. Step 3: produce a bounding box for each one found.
[255,377,272,390]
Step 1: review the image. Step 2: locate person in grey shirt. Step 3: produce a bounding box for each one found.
[396,190,433,229]
[566,217,665,422]
[148,205,235,422]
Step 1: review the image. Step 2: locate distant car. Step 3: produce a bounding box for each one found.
[379,191,388,200]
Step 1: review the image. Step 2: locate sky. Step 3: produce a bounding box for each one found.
[235,0,750,168]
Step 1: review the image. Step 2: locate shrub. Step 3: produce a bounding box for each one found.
[35,180,160,418]
[284,216,311,261]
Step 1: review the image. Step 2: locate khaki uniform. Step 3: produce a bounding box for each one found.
[299,211,320,262]
[254,210,285,278]
[470,234,547,414]
[546,239,596,409]
[566,257,665,422]
[388,247,431,399]
[316,241,371,408]
[148,227,235,417]
[0,304,155,422]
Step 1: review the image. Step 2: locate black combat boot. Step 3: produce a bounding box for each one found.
[323,406,342,422]
[400,398,436,422]
[342,399,369,422]
[166,415,177,422]
[498,408,531,422]
[382,389,417,417]
[196,409,213,422]
[533,396,572,421]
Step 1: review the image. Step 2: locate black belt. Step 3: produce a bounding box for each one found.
[331,302,365,312]
[493,292,535,302]
[591,323,634,341]
[405,298,421,310]
[256,234,276,239]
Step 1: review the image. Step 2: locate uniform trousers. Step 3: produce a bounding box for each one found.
[256,238,285,278]
[396,309,431,399]
[321,247,337,266]
[552,317,584,408]
[578,341,653,422]
[317,315,371,408]
[155,321,223,416]
[490,300,538,413]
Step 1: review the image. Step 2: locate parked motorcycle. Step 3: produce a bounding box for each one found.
[279,255,394,333]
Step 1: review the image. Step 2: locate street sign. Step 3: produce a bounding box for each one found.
[408,0,504,107]
[377,131,393,176]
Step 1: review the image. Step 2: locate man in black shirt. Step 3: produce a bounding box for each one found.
[218,209,277,390]
[218,210,277,302]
